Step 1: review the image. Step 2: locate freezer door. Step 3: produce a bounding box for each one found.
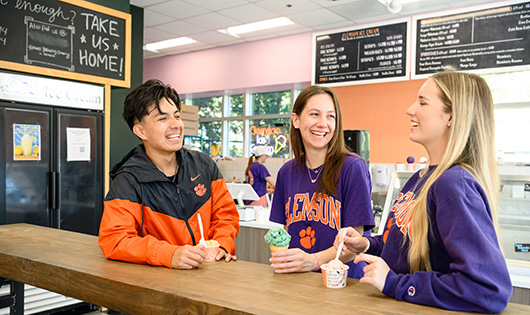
[56,110,103,235]
[1,105,52,226]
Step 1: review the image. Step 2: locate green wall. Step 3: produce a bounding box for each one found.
[109,4,143,171]
[88,0,143,180]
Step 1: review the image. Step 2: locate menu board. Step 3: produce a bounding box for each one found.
[413,0,530,78]
[312,19,410,86]
[0,0,131,87]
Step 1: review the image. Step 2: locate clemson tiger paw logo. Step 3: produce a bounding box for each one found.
[194,184,206,196]
[299,227,316,249]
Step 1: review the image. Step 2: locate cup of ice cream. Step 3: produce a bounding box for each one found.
[202,240,220,262]
[320,259,349,288]
[264,228,291,255]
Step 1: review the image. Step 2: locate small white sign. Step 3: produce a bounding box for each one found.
[67,128,91,162]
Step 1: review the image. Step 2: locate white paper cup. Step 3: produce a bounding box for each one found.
[320,263,349,288]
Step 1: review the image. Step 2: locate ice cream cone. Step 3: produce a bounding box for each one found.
[269,244,288,254]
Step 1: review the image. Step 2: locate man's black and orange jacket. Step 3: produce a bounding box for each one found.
[98,145,239,268]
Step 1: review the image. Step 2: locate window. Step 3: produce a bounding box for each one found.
[192,96,223,118]
[186,87,299,158]
[198,121,221,156]
[482,70,530,164]
[494,107,530,164]
[227,120,243,157]
[249,91,291,115]
[228,94,244,117]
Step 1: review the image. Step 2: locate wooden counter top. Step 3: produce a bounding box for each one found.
[1,223,529,314]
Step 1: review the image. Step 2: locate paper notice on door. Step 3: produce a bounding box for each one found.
[67,128,91,161]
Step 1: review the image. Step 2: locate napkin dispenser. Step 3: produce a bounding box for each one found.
[237,206,256,221]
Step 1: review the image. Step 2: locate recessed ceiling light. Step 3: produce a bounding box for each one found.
[218,17,294,38]
[143,37,197,52]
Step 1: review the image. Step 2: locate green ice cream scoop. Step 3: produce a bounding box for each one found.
[264,228,291,247]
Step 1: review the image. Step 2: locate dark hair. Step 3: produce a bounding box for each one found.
[122,79,181,130]
[290,85,349,196]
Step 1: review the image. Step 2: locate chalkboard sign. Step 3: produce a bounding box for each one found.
[0,0,131,87]
[312,19,410,86]
[413,0,530,79]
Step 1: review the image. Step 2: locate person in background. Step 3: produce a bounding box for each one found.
[245,146,276,207]
[335,71,512,313]
[269,85,374,279]
[99,79,239,269]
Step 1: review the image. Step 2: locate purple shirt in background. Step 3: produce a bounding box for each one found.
[247,162,271,199]
[270,154,374,279]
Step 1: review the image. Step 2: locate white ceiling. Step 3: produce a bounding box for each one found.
[132,0,495,59]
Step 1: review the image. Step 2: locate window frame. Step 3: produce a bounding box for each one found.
[184,87,302,158]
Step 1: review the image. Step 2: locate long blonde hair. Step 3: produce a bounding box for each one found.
[406,72,499,273]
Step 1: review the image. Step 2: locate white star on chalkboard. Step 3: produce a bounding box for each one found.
[80,34,86,44]
[113,43,119,50]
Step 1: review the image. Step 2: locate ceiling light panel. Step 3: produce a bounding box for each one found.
[144,37,197,51]
[219,17,294,37]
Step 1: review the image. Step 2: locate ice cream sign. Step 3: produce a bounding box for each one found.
[250,124,288,155]
[0,71,104,110]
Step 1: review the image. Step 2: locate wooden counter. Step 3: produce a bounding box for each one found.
[1,223,529,315]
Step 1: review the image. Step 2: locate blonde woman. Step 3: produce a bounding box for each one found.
[335,72,511,312]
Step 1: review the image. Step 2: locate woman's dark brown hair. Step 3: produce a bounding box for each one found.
[290,85,351,196]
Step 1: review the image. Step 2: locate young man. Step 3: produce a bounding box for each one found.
[98,79,239,269]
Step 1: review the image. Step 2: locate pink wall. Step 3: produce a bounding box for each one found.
[143,33,313,95]
[142,31,428,163]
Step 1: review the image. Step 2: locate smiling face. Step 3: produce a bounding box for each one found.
[291,93,336,154]
[406,78,452,163]
[133,97,184,157]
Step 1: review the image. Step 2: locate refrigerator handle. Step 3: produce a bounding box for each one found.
[55,172,61,211]
[48,171,61,229]
[48,171,57,210]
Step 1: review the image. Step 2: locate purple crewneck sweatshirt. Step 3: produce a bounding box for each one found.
[367,165,512,313]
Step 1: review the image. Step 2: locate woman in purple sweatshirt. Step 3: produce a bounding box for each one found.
[335,71,512,313]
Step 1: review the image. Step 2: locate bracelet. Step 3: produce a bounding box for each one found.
[363,238,370,253]
[313,254,320,271]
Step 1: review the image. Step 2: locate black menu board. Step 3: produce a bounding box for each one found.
[0,0,131,87]
[413,0,530,78]
[312,19,410,86]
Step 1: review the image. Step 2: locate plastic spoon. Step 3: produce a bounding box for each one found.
[197,213,207,246]
[334,230,347,261]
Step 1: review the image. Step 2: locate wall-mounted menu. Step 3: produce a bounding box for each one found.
[0,0,131,87]
[312,19,410,86]
[413,0,530,78]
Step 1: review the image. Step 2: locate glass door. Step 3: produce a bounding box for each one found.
[1,103,52,227]
[56,109,103,235]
